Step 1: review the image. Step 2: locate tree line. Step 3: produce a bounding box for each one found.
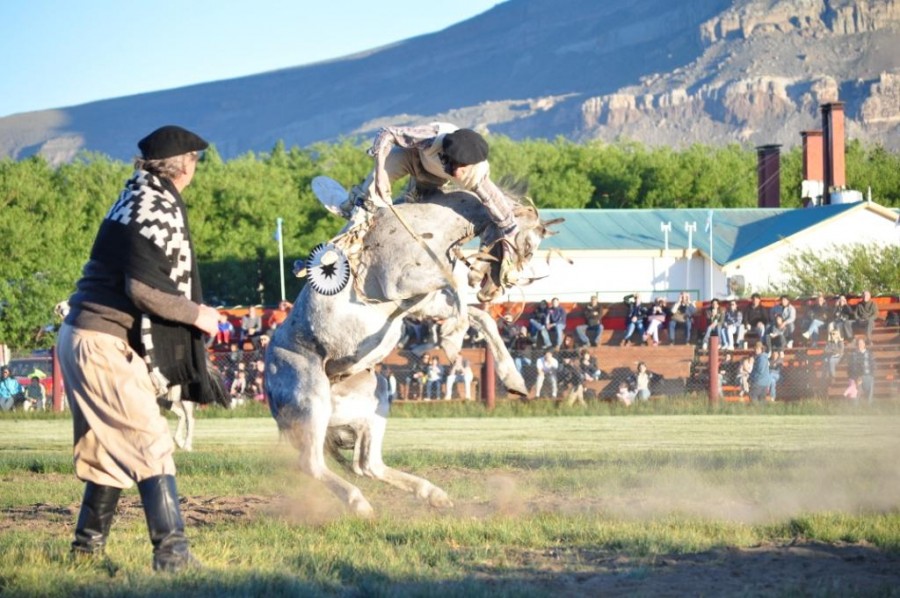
[1,136,898,351]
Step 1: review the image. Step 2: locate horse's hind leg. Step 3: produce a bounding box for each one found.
[267,346,375,517]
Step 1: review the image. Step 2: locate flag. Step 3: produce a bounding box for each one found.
[274,217,283,242]
[704,210,713,232]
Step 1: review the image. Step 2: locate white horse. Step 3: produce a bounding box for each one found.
[165,385,195,451]
[265,188,557,516]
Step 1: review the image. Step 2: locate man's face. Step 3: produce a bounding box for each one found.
[863,291,871,301]
[1,369,9,379]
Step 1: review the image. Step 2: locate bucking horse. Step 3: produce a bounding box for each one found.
[265,187,559,516]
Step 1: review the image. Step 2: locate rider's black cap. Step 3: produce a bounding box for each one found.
[442,129,489,166]
[138,125,208,160]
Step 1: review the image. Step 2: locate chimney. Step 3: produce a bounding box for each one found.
[756,144,781,208]
[821,102,846,202]
[800,130,824,206]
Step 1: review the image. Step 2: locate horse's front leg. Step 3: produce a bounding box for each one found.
[359,411,453,509]
[468,306,527,395]
[267,346,375,517]
[331,372,453,509]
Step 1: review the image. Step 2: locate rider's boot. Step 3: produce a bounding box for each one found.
[138,475,201,572]
[72,481,122,556]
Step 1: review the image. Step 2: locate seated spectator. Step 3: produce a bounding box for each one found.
[240,305,263,348]
[701,298,723,351]
[642,297,669,346]
[769,295,797,348]
[215,313,235,347]
[721,299,744,351]
[559,355,586,406]
[424,356,443,400]
[615,381,635,406]
[765,314,788,353]
[668,292,696,345]
[24,376,47,411]
[546,297,568,349]
[398,317,424,349]
[444,354,474,400]
[823,328,844,379]
[578,349,602,381]
[743,293,769,347]
[621,293,647,346]
[497,314,518,348]
[575,295,604,347]
[229,370,250,408]
[533,350,559,398]
[854,290,879,344]
[801,294,829,346]
[249,359,266,402]
[0,365,23,411]
[829,294,854,341]
[404,356,429,400]
[627,361,660,401]
[266,300,292,332]
[529,300,551,349]
[464,324,484,347]
[510,326,535,374]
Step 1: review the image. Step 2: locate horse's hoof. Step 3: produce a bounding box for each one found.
[428,489,453,509]
[351,499,375,518]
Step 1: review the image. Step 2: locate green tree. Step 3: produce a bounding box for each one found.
[777,244,900,297]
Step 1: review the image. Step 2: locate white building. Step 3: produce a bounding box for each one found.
[463,201,898,304]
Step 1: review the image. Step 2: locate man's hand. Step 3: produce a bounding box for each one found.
[194,304,220,337]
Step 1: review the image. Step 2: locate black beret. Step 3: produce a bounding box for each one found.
[442,128,489,166]
[138,125,209,160]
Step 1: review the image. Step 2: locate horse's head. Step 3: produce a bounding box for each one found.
[470,206,563,303]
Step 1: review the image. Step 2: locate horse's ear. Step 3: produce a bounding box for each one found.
[539,217,565,238]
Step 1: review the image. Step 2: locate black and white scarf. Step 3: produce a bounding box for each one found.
[94,170,224,404]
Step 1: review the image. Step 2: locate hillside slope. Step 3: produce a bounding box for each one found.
[0,0,897,164]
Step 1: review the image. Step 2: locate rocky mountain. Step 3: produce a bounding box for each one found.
[1,0,897,164]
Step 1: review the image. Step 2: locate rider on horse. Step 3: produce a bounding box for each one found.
[342,122,519,244]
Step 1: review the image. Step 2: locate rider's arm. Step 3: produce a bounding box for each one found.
[471,175,518,238]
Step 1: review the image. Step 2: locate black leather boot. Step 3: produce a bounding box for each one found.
[137,475,200,572]
[71,482,121,555]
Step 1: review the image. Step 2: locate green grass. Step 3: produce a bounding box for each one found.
[1,414,899,596]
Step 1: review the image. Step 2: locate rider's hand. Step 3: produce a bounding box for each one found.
[193,304,220,337]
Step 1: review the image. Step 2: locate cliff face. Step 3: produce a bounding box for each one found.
[0,0,897,163]
[699,0,899,42]
[576,0,899,148]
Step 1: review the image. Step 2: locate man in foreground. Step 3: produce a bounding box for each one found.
[56,125,221,572]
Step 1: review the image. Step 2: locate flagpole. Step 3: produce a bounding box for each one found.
[277,217,285,301]
[707,210,713,300]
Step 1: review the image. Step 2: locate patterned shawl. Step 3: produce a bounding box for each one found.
[93,170,224,404]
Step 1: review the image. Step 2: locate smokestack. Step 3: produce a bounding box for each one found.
[821,102,846,203]
[800,130,824,206]
[756,144,781,208]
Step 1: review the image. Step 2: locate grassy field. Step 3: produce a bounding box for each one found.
[1,409,899,596]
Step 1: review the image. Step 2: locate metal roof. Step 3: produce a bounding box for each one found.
[537,202,867,266]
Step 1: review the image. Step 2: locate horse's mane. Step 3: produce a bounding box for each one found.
[419,177,538,220]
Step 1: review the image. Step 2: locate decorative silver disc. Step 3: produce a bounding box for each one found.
[307,243,350,295]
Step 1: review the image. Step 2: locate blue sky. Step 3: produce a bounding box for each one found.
[0,0,502,118]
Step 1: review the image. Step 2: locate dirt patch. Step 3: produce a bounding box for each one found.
[5,492,899,595]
